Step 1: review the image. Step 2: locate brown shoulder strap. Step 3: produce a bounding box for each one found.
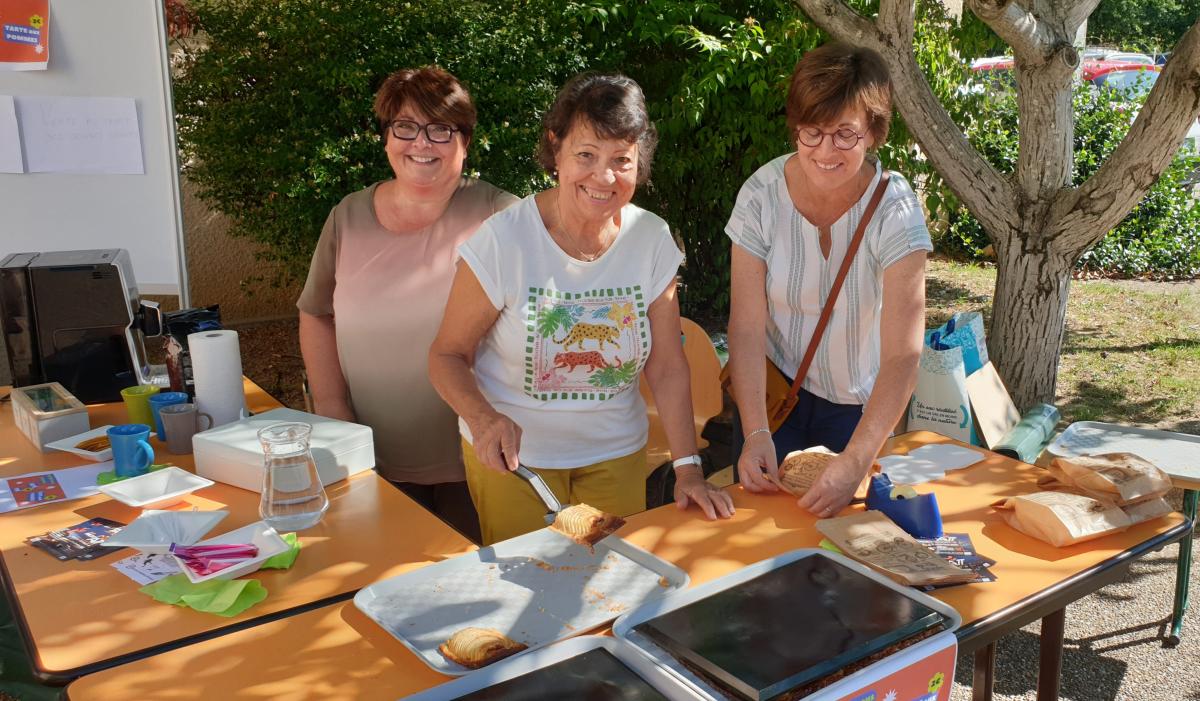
[775,171,891,419]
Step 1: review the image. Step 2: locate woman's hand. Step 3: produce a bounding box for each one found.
[466,410,523,474]
[737,431,780,493]
[674,466,735,520]
[797,452,868,517]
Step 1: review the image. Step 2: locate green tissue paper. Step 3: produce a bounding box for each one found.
[140,575,267,617]
[260,533,300,570]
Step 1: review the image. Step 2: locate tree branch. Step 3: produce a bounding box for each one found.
[1063,0,1102,38]
[877,0,913,49]
[1052,19,1200,252]
[790,0,876,42]
[791,0,1016,237]
[966,0,1057,63]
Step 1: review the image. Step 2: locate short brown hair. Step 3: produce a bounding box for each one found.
[373,67,476,143]
[536,72,658,184]
[786,43,893,148]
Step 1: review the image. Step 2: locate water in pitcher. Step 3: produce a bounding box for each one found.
[258,422,329,530]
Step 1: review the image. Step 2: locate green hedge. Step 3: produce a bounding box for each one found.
[937,82,1200,279]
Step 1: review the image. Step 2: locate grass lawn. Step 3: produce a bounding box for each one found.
[924,259,1200,434]
[0,260,1195,699]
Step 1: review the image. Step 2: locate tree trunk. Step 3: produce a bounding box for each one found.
[988,234,1075,409]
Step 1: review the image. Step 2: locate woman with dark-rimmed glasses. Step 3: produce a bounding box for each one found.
[297,67,517,543]
[726,43,932,519]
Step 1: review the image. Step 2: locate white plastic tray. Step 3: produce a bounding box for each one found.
[613,549,962,701]
[354,528,688,676]
[97,466,214,509]
[102,510,228,554]
[403,636,704,700]
[1047,421,1200,484]
[45,426,114,462]
[172,521,289,584]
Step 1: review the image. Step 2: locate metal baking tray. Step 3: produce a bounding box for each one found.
[614,549,961,701]
[355,528,688,675]
[403,635,705,700]
[1047,421,1200,483]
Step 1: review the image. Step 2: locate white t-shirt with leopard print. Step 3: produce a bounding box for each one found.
[457,195,684,469]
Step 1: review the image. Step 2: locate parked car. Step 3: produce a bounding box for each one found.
[1081,62,1200,156]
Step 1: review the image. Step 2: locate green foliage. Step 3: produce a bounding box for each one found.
[176,0,595,281]
[937,83,1200,279]
[177,0,976,317]
[1088,0,1199,53]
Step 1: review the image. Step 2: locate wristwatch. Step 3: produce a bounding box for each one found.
[671,455,702,470]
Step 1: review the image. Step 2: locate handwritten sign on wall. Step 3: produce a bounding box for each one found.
[16,95,144,174]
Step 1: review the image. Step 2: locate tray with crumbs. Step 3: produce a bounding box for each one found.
[354,527,687,675]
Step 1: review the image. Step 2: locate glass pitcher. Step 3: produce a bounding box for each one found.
[258,422,329,531]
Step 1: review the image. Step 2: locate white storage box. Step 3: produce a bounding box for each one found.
[192,408,375,493]
[11,382,90,452]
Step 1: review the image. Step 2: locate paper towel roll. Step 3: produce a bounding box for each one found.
[188,330,247,428]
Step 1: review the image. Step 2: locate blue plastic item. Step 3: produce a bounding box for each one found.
[866,474,944,539]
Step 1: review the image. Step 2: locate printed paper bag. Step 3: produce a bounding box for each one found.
[816,511,976,587]
[996,492,1131,547]
[1049,453,1172,506]
[907,344,975,444]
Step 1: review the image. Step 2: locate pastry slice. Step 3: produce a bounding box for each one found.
[438,627,527,669]
[549,503,625,549]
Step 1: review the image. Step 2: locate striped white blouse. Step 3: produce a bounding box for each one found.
[726,155,932,405]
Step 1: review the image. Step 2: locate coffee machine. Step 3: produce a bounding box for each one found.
[0,249,163,403]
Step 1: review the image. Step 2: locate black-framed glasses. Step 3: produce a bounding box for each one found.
[387,119,459,143]
[796,126,865,151]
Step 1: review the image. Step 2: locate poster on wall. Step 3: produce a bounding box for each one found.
[1,0,50,71]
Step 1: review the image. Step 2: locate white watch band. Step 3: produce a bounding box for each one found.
[672,455,702,469]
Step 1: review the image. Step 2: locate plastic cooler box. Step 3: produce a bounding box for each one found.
[192,408,375,493]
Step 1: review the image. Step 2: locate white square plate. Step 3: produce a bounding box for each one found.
[102,510,228,554]
[171,521,289,584]
[45,426,114,462]
[97,467,215,509]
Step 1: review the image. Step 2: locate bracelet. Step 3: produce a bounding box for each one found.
[744,427,771,441]
[672,455,702,470]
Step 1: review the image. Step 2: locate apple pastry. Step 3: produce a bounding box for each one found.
[550,504,625,550]
[438,627,527,669]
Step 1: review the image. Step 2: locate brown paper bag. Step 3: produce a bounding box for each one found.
[995,491,1131,547]
[774,447,878,500]
[1049,453,1172,506]
[1122,496,1173,524]
[816,511,977,587]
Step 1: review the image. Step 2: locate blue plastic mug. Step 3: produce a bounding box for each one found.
[108,424,155,478]
[149,392,189,440]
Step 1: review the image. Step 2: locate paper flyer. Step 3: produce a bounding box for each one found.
[0,0,49,71]
[0,462,110,513]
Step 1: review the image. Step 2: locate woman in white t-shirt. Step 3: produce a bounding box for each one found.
[727,43,932,518]
[429,73,734,544]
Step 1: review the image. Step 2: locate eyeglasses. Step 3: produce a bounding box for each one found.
[795,126,865,151]
[387,119,459,144]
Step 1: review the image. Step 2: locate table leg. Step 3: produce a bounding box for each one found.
[1037,608,1066,701]
[1169,488,1198,645]
[972,643,996,701]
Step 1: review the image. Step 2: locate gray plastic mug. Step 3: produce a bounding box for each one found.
[159,403,214,455]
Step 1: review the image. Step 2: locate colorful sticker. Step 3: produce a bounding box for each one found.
[8,474,65,507]
[0,0,49,70]
[836,638,957,701]
[524,286,649,401]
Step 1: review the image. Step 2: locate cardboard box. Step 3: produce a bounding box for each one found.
[192,408,375,493]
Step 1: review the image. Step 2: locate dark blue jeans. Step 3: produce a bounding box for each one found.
[732,386,864,475]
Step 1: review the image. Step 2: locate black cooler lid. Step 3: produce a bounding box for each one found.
[633,553,948,701]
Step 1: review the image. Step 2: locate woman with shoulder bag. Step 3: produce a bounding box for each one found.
[725,43,932,518]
